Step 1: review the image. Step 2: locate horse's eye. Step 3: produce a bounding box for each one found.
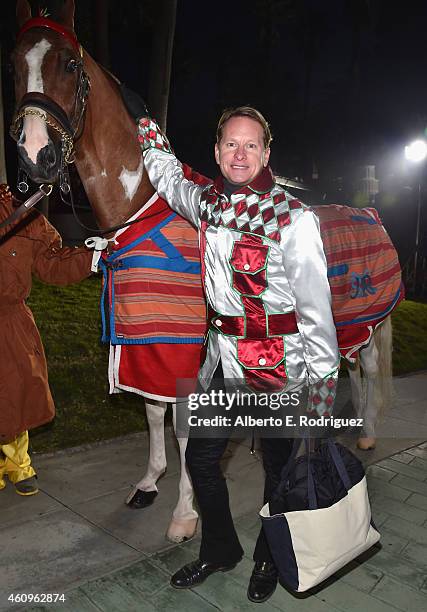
[66,59,79,73]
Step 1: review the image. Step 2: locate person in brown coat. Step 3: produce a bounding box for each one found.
[0,184,93,495]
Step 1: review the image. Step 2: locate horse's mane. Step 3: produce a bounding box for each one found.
[96,62,148,123]
[98,63,121,87]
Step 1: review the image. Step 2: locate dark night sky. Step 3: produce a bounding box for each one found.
[2,0,427,261]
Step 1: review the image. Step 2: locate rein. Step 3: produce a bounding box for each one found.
[0,184,52,231]
[65,185,165,237]
[0,183,164,238]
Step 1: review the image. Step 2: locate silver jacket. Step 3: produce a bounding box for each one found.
[140,120,340,414]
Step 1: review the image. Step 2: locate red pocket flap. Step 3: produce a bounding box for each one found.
[237,337,284,369]
[230,242,269,274]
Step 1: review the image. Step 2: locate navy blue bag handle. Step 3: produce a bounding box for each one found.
[273,438,317,510]
[274,438,302,499]
[326,438,352,491]
[272,438,352,512]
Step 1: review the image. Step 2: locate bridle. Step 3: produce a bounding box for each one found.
[6,16,159,237]
[10,17,91,193]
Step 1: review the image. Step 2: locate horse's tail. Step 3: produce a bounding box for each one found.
[373,315,394,417]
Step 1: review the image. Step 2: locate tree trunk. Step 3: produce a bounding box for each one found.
[0,45,7,184]
[94,0,110,68]
[147,0,177,131]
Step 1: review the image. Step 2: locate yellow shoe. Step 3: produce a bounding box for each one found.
[15,476,39,496]
[0,479,5,491]
[357,437,376,450]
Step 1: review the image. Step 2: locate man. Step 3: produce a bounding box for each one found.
[0,184,92,496]
[138,107,339,602]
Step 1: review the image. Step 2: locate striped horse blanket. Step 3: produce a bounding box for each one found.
[100,184,207,401]
[314,205,404,361]
[100,196,403,397]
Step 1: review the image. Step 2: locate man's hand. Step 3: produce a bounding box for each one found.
[138,117,173,155]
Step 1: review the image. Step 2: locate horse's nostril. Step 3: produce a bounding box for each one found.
[37,143,57,170]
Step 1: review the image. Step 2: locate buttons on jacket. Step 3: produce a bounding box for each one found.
[258,357,267,366]
[215,319,222,327]
[244,263,250,270]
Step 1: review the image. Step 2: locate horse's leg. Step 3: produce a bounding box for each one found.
[373,315,393,412]
[165,402,198,543]
[356,337,379,449]
[354,318,391,450]
[126,401,167,508]
[357,316,393,450]
[348,355,375,448]
[347,354,364,422]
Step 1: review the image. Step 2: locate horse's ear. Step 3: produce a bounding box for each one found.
[58,0,75,30]
[16,0,32,27]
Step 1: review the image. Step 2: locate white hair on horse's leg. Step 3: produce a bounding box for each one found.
[360,336,380,437]
[101,169,107,177]
[119,157,144,201]
[171,402,198,521]
[166,402,198,543]
[348,356,364,418]
[22,40,52,164]
[134,401,167,492]
[374,316,394,416]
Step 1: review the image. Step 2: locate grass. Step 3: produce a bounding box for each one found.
[25,278,427,453]
[391,299,427,374]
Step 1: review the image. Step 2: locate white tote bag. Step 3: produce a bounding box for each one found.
[260,439,380,592]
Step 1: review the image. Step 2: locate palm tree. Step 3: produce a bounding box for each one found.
[147,0,177,131]
[94,0,110,68]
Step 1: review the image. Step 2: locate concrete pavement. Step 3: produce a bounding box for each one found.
[0,371,426,612]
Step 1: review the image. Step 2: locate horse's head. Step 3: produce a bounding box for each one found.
[11,0,90,186]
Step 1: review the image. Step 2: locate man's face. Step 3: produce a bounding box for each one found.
[214,116,270,185]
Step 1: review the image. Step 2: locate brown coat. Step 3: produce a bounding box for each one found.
[0,187,93,442]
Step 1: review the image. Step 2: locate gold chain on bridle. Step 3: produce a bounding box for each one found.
[11,108,75,163]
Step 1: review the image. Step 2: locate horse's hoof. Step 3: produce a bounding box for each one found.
[166,517,198,543]
[357,437,376,450]
[125,487,158,509]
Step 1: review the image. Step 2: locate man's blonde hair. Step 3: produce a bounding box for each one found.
[216,106,272,149]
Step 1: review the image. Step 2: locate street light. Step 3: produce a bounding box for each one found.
[405,140,427,163]
[404,139,427,292]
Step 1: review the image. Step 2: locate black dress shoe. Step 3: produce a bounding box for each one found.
[171,558,237,589]
[247,561,278,603]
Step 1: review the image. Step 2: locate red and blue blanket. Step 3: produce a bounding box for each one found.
[100,166,209,400]
[315,204,404,360]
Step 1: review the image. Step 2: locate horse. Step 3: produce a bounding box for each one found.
[11,0,403,541]
[11,0,206,544]
[313,203,401,450]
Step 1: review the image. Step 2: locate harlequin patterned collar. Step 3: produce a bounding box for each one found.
[213,166,275,196]
[200,169,303,242]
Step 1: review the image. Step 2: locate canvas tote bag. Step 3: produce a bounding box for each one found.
[260,438,380,592]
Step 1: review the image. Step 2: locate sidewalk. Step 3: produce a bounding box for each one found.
[0,372,426,612]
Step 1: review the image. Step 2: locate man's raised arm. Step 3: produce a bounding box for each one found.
[138,117,205,227]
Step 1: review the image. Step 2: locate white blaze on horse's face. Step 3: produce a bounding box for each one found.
[22,39,51,164]
[119,158,144,201]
